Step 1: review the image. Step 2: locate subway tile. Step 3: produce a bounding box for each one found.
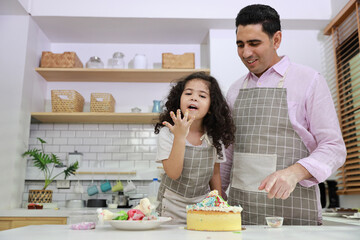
[53,138,68,145]
[90,131,106,138]
[68,138,83,145]
[56,152,67,160]
[81,160,90,168]
[103,160,119,168]
[98,138,112,145]
[105,131,120,138]
[39,123,54,130]
[89,160,101,168]
[61,131,76,138]
[128,153,142,161]
[60,145,75,153]
[83,138,98,145]
[134,160,150,168]
[120,145,135,153]
[105,145,120,153]
[54,124,69,130]
[128,139,142,145]
[76,131,91,138]
[119,160,135,169]
[143,153,156,160]
[90,145,105,153]
[83,153,97,160]
[30,124,39,130]
[44,145,60,153]
[69,123,84,130]
[99,124,114,130]
[84,124,99,130]
[150,146,157,152]
[112,153,127,160]
[52,193,66,201]
[98,153,112,161]
[113,138,128,145]
[128,124,143,130]
[120,131,136,138]
[142,124,154,130]
[135,131,150,138]
[143,138,157,145]
[30,130,46,138]
[28,138,38,145]
[75,145,90,153]
[135,146,150,152]
[114,124,128,130]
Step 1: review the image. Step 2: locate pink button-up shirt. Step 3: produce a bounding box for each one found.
[221,56,346,195]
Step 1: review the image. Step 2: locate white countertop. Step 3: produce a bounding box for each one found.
[1,224,360,240]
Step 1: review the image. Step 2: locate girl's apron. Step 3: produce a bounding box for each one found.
[157,145,215,224]
[228,69,319,225]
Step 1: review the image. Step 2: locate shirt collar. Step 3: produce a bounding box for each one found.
[247,55,290,80]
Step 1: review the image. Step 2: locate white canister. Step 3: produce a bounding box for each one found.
[68,151,83,167]
[133,54,147,69]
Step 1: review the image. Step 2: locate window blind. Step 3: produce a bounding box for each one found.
[324,0,360,195]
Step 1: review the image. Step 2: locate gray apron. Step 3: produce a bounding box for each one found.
[157,145,216,224]
[228,70,319,225]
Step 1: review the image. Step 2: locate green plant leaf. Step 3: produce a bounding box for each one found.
[37,137,46,144]
[64,161,79,178]
[23,138,79,190]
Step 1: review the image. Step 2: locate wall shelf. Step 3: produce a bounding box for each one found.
[35,68,210,82]
[31,112,160,124]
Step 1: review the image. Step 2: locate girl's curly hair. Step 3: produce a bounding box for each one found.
[154,71,235,158]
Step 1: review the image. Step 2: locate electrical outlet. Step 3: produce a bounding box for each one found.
[57,180,70,189]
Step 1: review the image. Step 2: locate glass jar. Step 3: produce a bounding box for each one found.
[86,56,104,68]
[108,52,125,69]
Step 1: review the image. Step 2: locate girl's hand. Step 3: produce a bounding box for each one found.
[163,109,195,138]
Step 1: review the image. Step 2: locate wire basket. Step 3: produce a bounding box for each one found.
[90,93,115,112]
[40,51,83,68]
[28,190,53,203]
[51,90,84,112]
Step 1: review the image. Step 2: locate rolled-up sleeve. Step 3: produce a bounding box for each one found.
[297,73,346,186]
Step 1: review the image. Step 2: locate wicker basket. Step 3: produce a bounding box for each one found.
[40,51,83,68]
[90,93,115,112]
[51,90,84,112]
[162,53,195,69]
[28,190,53,203]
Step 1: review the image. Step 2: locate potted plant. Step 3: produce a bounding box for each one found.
[23,137,79,203]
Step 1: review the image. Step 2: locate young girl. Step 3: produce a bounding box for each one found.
[154,71,235,223]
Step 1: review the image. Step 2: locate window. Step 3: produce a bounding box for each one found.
[324,0,360,195]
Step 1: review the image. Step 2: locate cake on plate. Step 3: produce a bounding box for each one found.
[186,190,242,231]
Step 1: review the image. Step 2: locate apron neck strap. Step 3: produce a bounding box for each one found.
[243,67,290,89]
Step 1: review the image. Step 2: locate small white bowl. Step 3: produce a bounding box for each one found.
[108,203,118,209]
[266,217,284,228]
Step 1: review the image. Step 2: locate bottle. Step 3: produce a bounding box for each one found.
[148,178,160,203]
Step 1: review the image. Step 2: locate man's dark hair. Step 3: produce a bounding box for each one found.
[235,4,281,38]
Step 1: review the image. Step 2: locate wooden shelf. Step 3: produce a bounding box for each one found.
[31,112,160,124]
[35,68,210,82]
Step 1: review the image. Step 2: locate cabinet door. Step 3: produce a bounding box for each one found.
[0,217,67,231]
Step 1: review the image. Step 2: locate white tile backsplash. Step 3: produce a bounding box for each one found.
[25,123,159,206]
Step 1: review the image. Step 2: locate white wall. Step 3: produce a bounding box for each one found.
[0,15,30,209]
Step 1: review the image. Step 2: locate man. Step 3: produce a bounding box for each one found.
[220,4,346,225]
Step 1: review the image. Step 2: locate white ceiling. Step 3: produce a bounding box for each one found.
[32,16,330,44]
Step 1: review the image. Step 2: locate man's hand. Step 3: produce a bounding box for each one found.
[258,163,312,200]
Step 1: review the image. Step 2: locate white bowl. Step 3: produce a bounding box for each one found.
[266,217,284,228]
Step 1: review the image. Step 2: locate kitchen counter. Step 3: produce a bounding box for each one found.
[0,208,130,225]
[1,224,360,240]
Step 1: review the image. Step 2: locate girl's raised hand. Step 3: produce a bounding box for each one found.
[162,109,195,138]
